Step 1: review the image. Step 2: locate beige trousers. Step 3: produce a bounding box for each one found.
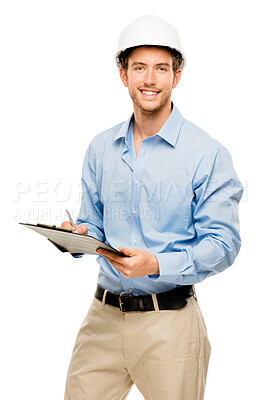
[64,292,211,400]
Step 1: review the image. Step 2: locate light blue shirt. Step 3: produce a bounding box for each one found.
[75,104,243,295]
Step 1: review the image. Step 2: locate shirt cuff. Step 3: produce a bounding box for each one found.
[71,253,84,258]
[148,251,186,284]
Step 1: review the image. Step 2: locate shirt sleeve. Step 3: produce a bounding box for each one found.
[151,147,243,284]
[71,141,105,258]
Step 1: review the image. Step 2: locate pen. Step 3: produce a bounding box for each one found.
[65,209,77,232]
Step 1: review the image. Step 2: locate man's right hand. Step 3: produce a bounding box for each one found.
[61,221,88,235]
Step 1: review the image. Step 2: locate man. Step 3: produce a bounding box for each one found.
[62,16,243,400]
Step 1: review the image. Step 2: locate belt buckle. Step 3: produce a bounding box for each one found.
[119,294,133,312]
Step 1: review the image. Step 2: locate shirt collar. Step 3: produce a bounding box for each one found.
[113,113,133,144]
[113,102,184,148]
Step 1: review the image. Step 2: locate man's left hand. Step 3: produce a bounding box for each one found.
[96,247,159,278]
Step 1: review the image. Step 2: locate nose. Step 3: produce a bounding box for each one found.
[144,68,156,86]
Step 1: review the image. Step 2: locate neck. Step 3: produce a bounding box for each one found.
[132,101,172,140]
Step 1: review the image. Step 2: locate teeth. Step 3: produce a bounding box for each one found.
[142,90,158,95]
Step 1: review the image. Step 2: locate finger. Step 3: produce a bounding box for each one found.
[76,225,88,234]
[96,248,120,261]
[99,254,130,277]
[61,221,74,229]
[97,252,134,278]
[118,247,135,257]
[96,248,128,266]
[102,255,126,270]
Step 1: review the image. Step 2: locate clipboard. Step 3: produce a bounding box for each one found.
[19,223,127,256]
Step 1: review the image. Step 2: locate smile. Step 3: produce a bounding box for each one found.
[140,90,160,98]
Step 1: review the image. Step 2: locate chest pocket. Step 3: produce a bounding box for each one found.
[139,181,193,231]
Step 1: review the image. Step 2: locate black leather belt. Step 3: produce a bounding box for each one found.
[95,284,194,312]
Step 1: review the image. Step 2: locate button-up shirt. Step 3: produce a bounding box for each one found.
[75,104,243,295]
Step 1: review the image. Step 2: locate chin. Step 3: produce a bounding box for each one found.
[137,101,165,113]
[139,106,160,113]
[131,92,171,114]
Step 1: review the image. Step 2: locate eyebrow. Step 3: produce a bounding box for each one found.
[131,61,171,67]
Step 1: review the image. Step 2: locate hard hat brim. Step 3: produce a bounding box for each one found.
[115,45,186,70]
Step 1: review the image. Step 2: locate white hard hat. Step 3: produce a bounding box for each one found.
[115,15,186,69]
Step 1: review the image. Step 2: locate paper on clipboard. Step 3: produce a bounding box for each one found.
[19,223,126,256]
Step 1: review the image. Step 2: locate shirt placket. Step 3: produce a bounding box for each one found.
[120,134,155,295]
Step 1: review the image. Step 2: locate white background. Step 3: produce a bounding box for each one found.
[1,0,261,399]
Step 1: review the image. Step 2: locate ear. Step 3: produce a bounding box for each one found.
[172,69,182,89]
[119,67,128,87]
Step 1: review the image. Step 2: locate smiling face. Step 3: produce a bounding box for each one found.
[120,46,181,114]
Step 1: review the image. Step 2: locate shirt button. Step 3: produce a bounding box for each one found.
[133,209,136,215]
[133,239,137,244]
[129,289,133,293]
[135,180,140,185]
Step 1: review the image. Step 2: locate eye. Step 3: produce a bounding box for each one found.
[135,66,145,71]
[158,67,167,71]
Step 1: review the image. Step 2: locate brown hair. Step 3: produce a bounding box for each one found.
[117,45,183,74]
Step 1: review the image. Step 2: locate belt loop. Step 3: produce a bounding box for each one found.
[102,289,108,307]
[152,293,160,313]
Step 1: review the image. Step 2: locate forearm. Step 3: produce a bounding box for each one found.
[151,230,241,285]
